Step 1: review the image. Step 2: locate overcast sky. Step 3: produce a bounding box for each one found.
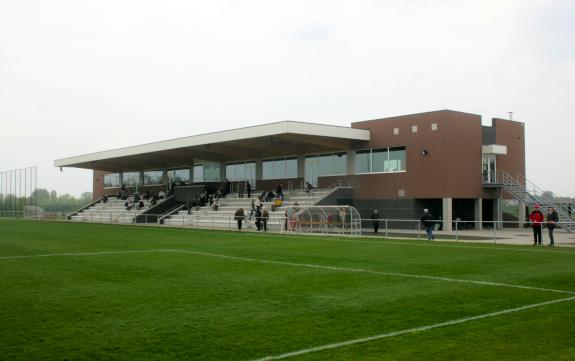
[1,0,574,197]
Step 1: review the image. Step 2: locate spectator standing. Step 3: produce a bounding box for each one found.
[546,206,558,246]
[261,207,269,232]
[234,208,245,230]
[255,196,263,210]
[102,194,108,203]
[529,203,544,245]
[254,207,262,231]
[246,181,251,199]
[421,209,435,240]
[248,199,255,220]
[370,209,380,234]
[276,184,283,200]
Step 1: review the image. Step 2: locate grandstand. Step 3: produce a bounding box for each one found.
[163,187,330,230]
[53,110,573,233]
[70,196,166,224]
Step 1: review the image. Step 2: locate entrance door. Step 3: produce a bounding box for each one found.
[482,155,496,183]
[305,156,319,187]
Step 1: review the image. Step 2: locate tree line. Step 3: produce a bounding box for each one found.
[0,189,93,213]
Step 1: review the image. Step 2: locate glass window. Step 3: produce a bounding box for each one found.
[194,160,220,182]
[122,172,140,187]
[168,169,190,183]
[104,173,120,188]
[225,164,236,180]
[307,153,346,177]
[372,149,388,173]
[286,158,298,178]
[274,160,286,179]
[143,170,163,185]
[226,162,255,183]
[262,158,298,180]
[262,160,274,180]
[305,156,319,186]
[317,154,333,176]
[355,150,370,173]
[203,161,220,182]
[354,147,406,174]
[333,153,347,175]
[387,147,406,172]
[193,165,204,183]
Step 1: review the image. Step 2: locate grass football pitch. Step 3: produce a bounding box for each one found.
[1,219,574,360]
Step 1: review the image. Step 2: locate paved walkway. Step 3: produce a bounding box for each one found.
[363,227,575,247]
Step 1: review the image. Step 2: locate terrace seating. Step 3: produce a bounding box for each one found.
[70,196,164,224]
[163,188,331,231]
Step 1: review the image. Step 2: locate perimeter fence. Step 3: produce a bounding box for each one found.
[0,166,38,217]
[1,211,574,246]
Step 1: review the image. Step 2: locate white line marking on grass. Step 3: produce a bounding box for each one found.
[2,249,573,296]
[0,249,175,260]
[252,295,575,361]
[171,250,575,295]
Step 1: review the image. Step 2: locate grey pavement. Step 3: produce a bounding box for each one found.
[364,227,575,247]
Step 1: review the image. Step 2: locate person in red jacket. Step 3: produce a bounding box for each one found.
[529,203,545,245]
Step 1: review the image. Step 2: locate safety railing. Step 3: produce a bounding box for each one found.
[361,218,574,244]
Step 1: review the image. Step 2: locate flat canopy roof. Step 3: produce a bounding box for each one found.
[54,121,371,172]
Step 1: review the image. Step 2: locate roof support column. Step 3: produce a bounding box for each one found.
[219,163,225,182]
[443,197,452,232]
[493,196,503,230]
[297,155,305,189]
[346,151,354,175]
[254,159,263,190]
[189,160,194,184]
[518,201,526,229]
[474,198,482,230]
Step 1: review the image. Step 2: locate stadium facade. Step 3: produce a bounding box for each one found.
[55,109,527,230]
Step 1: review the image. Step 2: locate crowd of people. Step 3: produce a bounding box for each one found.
[182,180,287,233]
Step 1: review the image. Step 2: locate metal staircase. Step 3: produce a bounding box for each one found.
[493,172,574,232]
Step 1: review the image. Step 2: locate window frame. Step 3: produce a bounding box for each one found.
[354,147,407,175]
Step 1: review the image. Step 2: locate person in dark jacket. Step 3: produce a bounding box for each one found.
[370,209,380,234]
[529,203,544,245]
[305,182,314,196]
[421,209,434,240]
[266,189,275,203]
[234,208,245,230]
[254,207,262,231]
[276,184,283,200]
[246,181,251,199]
[546,206,559,246]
